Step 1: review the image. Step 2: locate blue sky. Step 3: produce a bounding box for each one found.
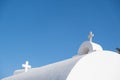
[0,0,120,79]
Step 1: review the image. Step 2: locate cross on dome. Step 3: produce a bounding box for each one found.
[22,61,31,72]
[88,32,94,42]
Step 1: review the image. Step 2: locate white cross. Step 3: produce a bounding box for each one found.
[88,32,94,42]
[22,61,31,72]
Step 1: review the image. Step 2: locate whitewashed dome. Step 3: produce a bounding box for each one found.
[67,51,120,80]
[77,41,103,55]
[67,32,120,80]
[77,32,103,55]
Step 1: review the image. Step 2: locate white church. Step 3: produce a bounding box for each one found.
[2,32,120,80]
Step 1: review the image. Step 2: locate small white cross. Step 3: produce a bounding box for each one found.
[22,61,31,72]
[88,32,94,42]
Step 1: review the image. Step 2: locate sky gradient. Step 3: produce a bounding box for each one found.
[0,0,120,79]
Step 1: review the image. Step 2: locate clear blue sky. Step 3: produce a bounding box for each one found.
[0,0,120,79]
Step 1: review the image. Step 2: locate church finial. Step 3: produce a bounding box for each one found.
[22,61,31,72]
[88,32,94,42]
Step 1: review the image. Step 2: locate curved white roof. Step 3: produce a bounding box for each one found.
[67,51,120,80]
[2,55,84,80]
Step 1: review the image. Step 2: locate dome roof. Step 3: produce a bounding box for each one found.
[67,51,120,80]
[77,41,103,55]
